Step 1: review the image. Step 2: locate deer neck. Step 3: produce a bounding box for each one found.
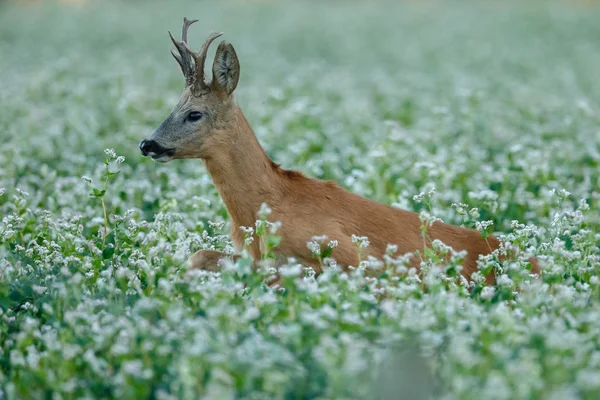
[202,106,281,232]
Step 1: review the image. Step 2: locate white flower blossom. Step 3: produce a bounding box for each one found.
[104,148,117,159]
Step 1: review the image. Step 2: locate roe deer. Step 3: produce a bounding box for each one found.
[139,18,540,284]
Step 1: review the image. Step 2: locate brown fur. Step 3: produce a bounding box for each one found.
[198,108,540,284]
[142,26,541,285]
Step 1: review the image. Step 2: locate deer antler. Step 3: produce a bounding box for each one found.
[168,17,223,94]
[169,17,198,87]
[182,32,223,92]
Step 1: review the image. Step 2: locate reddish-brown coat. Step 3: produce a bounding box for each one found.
[196,107,540,284]
[145,24,540,283]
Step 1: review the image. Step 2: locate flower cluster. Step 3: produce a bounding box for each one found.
[0,1,599,399]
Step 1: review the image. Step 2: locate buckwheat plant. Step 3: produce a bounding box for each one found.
[85,149,123,247]
[1,1,600,399]
[308,235,338,270]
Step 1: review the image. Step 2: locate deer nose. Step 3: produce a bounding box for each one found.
[139,140,156,156]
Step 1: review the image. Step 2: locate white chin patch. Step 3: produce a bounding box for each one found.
[151,154,174,163]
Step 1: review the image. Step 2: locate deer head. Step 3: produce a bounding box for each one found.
[139,18,240,162]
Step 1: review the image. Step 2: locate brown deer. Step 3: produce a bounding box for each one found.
[139,18,540,284]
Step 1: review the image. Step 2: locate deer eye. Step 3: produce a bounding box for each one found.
[187,111,203,122]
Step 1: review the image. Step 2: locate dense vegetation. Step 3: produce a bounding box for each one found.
[1,1,599,398]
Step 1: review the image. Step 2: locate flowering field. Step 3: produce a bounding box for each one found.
[1,0,600,399]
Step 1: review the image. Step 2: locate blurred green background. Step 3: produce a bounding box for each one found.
[1,1,600,399]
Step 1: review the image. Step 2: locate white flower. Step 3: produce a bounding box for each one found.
[258,202,272,217]
[496,274,513,287]
[469,208,481,219]
[208,220,226,230]
[475,220,494,232]
[240,226,254,235]
[413,191,426,202]
[32,285,47,295]
[279,263,302,277]
[419,211,443,227]
[104,148,117,159]
[307,241,321,256]
[386,243,398,255]
[380,300,397,317]
[577,369,600,390]
[351,234,369,248]
[311,234,328,243]
[15,188,29,197]
[452,202,469,215]
[481,286,496,300]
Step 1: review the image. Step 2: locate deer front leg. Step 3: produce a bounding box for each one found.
[188,250,240,272]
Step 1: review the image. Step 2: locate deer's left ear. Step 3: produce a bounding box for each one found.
[211,41,240,95]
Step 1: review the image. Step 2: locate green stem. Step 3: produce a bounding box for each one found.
[101,161,111,247]
[101,197,108,247]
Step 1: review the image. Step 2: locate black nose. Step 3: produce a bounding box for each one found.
[139,140,156,156]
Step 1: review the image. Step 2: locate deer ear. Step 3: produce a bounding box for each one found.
[211,41,240,95]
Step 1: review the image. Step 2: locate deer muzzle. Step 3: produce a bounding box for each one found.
[139,140,175,160]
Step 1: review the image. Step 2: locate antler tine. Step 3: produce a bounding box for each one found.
[182,17,198,43]
[169,32,191,83]
[180,32,223,90]
[196,32,223,88]
[169,18,199,86]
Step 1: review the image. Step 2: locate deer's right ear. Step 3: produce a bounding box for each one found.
[211,41,240,95]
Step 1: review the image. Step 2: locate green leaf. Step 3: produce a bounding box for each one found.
[445,265,458,278]
[423,247,437,260]
[267,235,281,249]
[90,188,106,198]
[102,246,115,259]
